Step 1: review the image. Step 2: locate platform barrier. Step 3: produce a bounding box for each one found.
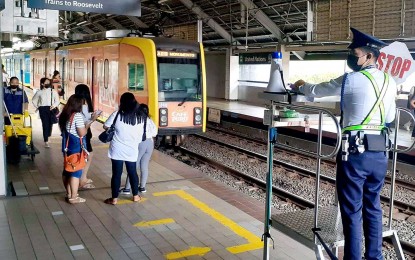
[259,92,415,260]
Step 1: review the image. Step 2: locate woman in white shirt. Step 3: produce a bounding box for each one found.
[58,94,99,204]
[120,104,157,194]
[103,92,145,205]
[32,77,60,147]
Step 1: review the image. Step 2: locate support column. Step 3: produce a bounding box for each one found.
[277,45,290,84]
[0,19,7,196]
[225,48,239,100]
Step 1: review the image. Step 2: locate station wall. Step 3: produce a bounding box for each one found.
[205,53,226,99]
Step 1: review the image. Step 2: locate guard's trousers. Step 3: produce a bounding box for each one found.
[336,150,387,260]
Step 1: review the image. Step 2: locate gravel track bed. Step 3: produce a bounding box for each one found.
[182,135,415,249]
[202,130,337,178]
[183,136,336,206]
[208,125,415,184]
[162,149,299,213]
[201,131,415,206]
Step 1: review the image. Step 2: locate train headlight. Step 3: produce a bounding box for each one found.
[159,108,168,126]
[193,107,202,125]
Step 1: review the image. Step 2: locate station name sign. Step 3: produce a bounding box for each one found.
[28,0,141,16]
[157,51,197,59]
[239,53,272,65]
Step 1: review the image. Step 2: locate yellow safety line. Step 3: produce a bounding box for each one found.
[134,218,175,227]
[116,198,147,205]
[165,246,211,260]
[153,190,262,254]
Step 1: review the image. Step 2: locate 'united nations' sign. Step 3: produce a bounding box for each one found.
[28,0,141,17]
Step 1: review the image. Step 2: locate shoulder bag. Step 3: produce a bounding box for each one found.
[98,112,119,143]
[64,114,88,172]
[50,89,59,124]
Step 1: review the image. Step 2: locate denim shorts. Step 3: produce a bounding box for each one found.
[62,169,82,178]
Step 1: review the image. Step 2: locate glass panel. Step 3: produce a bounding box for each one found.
[128,63,145,92]
[158,60,200,102]
[104,59,109,89]
[74,59,85,82]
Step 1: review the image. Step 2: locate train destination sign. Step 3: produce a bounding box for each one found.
[239,53,272,65]
[157,51,197,59]
[28,0,141,16]
[377,41,415,85]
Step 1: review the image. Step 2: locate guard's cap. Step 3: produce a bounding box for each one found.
[348,27,387,50]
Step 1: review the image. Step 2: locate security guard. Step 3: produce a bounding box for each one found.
[291,28,396,260]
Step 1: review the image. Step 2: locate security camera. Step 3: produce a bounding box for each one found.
[63,30,70,39]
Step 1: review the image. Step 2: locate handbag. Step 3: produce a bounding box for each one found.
[50,89,59,124]
[98,112,119,143]
[64,114,88,172]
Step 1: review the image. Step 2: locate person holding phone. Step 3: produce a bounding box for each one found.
[75,84,100,189]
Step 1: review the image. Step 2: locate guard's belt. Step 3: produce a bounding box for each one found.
[348,131,390,152]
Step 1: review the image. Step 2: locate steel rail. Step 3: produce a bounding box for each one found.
[192,134,415,214]
[206,126,415,192]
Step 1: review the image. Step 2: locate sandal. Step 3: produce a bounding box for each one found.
[104,198,117,205]
[68,197,86,204]
[65,194,79,202]
[79,183,95,190]
[86,179,93,184]
[133,195,141,202]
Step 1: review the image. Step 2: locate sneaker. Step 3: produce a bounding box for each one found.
[119,188,131,195]
[139,187,146,193]
[404,125,411,131]
[45,142,50,148]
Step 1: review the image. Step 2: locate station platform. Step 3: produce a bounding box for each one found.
[2,116,314,260]
[207,97,415,158]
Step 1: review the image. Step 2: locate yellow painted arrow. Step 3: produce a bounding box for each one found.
[165,246,211,259]
[134,218,175,227]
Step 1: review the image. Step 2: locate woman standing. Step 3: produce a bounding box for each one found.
[59,94,99,204]
[75,84,96,189]
[120,104,157,194]
[32,77,60,148]
[52,70,64,97]
[104,92,145,205]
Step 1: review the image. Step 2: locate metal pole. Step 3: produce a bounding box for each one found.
[313,111,323,243]
[197,19,203,43]
[0,15,7,196]
[263,102,275,260]
[388,110,400,229]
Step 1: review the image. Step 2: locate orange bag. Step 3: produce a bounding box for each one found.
[63,114,88,172]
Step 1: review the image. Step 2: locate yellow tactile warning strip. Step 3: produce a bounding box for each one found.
[133,218,175,227]
[165,246,211,259]
[153,190,263,256]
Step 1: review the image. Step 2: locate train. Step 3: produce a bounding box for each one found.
[2,52,31,87]
[3,37,207,142]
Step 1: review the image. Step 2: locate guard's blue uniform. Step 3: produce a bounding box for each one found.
[299,28,397,260]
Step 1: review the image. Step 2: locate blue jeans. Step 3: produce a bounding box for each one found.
[111,159,138,198]
[336,151,387,260]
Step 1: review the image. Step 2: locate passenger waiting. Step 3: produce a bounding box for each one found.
[103,92,145,205]
[120,104,157,194]
[3,76,28,125]
[52,70,64,97]
[32,78,60,148]
[75,84,98,189]
[58,95,99,204]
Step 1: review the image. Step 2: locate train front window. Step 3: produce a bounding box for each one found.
[158,59,201,102]
[128,63,145,92]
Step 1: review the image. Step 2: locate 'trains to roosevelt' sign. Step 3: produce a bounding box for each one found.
[28,0,141,17]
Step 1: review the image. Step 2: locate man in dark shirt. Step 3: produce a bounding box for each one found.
[3,77,28,125]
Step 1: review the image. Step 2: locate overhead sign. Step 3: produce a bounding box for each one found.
[377,41,415,85]
[239,53,272,65]
[28,0,141,16]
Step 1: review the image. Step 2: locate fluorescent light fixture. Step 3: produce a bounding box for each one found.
[77,21,87,26]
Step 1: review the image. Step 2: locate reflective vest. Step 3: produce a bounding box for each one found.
[342,71,389,133]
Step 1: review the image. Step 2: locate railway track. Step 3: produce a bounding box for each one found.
[170,142,415,258]
[207,126,415,193]
[193,133,415,214]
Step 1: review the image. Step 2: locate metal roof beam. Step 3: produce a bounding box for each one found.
[92,22,107,32]
[239,0,283,41]
[179,0,238,45]
[127,16,149,28]
[81,26,95,34]
[108,19,124,29]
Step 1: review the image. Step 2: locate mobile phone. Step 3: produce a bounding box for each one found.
[95,110,103,115]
